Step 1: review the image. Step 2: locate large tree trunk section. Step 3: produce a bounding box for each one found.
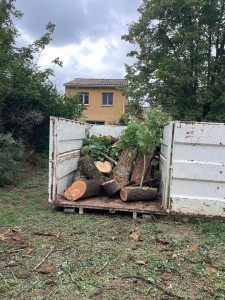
[130,148,156,185]
[112,146,138,187]
[64,179,103,201]
[120,186,158,202]
[96,161,112,175]
[102,179,122,196]
[79,155,105,182]
[143,162,153,182]
[73,166,87,182]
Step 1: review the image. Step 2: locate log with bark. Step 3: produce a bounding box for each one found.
[102,179,122,196]
[73,165,87,182]
[79,155,105,182]
[120,186,158,202]
[106,135,118,144]
[96,161,112,175]
[112,146,138,187]
[130,148,156,185]
[103,154,118,166]
[64,179,103,201]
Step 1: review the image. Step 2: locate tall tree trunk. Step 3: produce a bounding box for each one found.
[130,148,156,186]
[112,146,138,187]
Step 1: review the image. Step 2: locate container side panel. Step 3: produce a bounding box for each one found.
[171,179,225,198]
[170,121,225,218]
[170,197,225,218]
[172,161,225,182]
[57,140,83,154]
[56,150,80,181]
[49,117,88,203]
[48,118,55,203]
[49,117,127,203]
[173,143,225,162]
[174,122,225,145]
[57,173,76,198]
[159,122,173,209]
[89,125,126,138]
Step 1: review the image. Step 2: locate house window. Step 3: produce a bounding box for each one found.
[102,93,113,106]
[79,92,89,105]
[86,120,105,125]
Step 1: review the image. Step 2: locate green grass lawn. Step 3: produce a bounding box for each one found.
[0,164,224,300]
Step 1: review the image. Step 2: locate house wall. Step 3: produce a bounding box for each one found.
[65,86,128,124]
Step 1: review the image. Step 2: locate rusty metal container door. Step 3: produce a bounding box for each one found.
[49,117,126,203]
[159,122,174,210]
[169,121,225,218]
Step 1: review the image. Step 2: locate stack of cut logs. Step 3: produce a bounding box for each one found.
[64,135,159,202]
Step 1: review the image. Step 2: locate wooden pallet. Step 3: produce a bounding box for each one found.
[54,196,166,218]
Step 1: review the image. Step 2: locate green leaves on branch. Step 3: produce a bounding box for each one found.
[120,107,171,155]
[122,0,225,123]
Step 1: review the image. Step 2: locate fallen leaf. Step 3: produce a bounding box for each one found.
[185,246,198,253]
[26,248,33,255]
[111,236,116,241]
[54,232,60,238]
[161,275,170,281]
[0,229,11,241]
[139,237,145,241]
[12,236,22,242]
[12,227,22,234]
[130,232,139,240]
[156,238,170,245]
[46,280,56,285]
[40,264,56,274]
[203,267,217,275]
[127,256,137,261]
[208,286,214,294]
[180,257,185,262]
[135,260,147,265]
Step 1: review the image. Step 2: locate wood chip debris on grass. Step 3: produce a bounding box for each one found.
[33,231,60,238]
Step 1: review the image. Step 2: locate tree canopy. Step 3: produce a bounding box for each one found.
[0,0,86,183]
[0,0,86,153]
[122,0,225,122]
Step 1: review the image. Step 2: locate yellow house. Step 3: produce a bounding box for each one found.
[64,78,128,124]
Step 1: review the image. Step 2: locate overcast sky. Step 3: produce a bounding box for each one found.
[14,0,142,93]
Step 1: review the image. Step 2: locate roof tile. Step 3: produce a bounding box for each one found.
[64,78,128,87]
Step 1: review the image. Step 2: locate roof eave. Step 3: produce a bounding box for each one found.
[64,84,126,88]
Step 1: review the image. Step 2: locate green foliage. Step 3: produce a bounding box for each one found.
[119,117,142,149]
[122,0,225,122]
[120,107,170,155]
[109,144,122,160]
[0,133,24,185]
[0,0,86,184]
[81,133,122,162]
[81,135,111,162]
[119,107,170,186]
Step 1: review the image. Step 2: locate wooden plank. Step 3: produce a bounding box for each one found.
[55,196,166,215]
[133,212,137,219]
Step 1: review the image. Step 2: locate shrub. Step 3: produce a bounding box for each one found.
[0,133,24,185]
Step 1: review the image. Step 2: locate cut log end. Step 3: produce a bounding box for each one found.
[96,161,112,175]
[64,181,86,201]
[120,188,128,201]
[64,179,103,201]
